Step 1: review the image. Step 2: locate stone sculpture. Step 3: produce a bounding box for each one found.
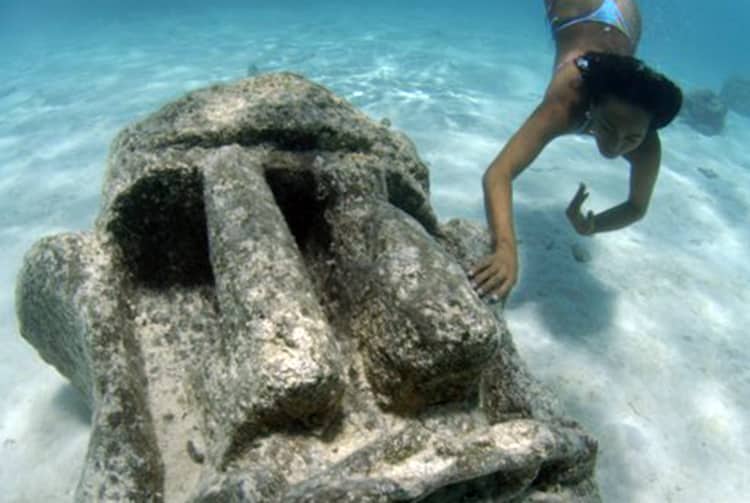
[721,75,750,118]
[16,73,600,502]
[680,88,728,136]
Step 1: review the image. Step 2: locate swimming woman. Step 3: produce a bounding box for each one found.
[469,0,682,302]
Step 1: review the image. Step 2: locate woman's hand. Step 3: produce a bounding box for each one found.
[567,183,596,236]
[468,242,518,303]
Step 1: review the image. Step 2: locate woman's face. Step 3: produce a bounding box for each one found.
[589,96,651,158]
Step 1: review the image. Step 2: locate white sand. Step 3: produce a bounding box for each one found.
[1,5,748,502]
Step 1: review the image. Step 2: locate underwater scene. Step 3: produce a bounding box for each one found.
[1,1,748,501]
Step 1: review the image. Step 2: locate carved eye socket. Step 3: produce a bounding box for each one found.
[107,168,214,289]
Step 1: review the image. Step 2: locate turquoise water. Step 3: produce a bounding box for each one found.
[2,1,749,501]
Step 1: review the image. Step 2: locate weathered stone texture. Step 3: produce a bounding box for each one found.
[681,88,728,136]
[721,75,750,117]
[16,73,600,502]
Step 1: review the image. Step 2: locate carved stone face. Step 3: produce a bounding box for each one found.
[16,73,600,502]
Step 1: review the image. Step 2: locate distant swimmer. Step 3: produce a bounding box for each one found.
[469,0,682,302]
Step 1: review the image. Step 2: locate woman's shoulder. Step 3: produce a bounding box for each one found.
[543,63,590,133]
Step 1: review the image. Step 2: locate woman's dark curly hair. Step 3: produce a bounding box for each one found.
[575,51,682,130]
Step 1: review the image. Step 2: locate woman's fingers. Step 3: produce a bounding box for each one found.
[567,184,592,232]
[469,257,504,293]
[477,270,503,295]
[576,183,589,200]
[468,254,494,278]
[484,271,515,303]
[470,250,517,301]
[496,276,513,300]
[573,184,589,208]
[475,263,513,300]
[567,187,586,214]
[472,261,499,291]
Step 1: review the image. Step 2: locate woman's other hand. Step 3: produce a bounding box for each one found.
[566,183,596,235]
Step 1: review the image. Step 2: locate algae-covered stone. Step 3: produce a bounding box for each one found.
[16,72,600,502]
